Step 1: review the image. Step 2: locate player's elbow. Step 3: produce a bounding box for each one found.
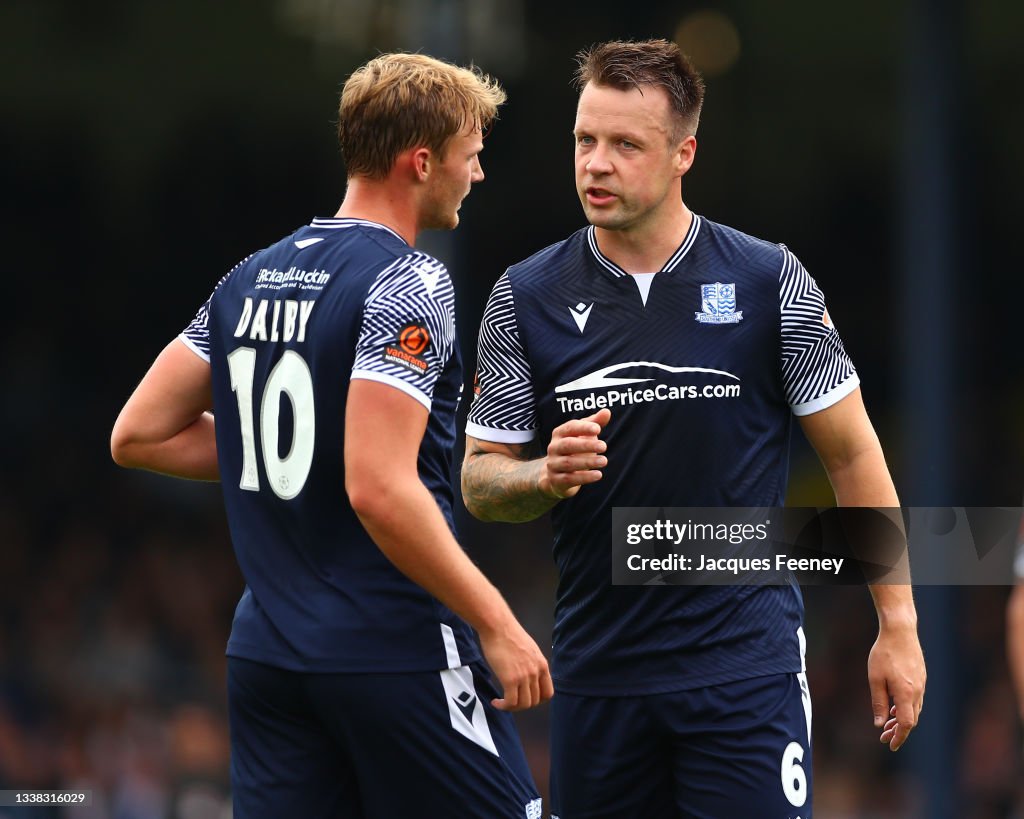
[110,408,162,470]
[110,417,144,469]
[346,471,393,524]
[461,490,493,522]
[462,493,487,521]
[110,435,150,470]
[460,468,495,522]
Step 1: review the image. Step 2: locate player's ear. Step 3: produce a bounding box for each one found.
[410,147,432,182]
[673,135,697,178]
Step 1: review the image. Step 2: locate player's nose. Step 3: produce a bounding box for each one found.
[585,147,612,175]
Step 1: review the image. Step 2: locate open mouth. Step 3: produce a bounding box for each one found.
[586,187,616,205]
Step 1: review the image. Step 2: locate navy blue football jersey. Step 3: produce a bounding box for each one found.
[181,217,480,673]
[467,215,858,695]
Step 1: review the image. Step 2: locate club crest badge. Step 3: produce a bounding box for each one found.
[695,282,743,324]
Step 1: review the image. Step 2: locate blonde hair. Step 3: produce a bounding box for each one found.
[338,53,506,180]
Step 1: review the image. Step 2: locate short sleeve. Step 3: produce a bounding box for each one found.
[351,253,456,411]
[180,295,214,361]
[465,273,537,443]
[779,247,860,416]
[178,254,255,361]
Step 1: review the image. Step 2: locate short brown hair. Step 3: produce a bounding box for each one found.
[338,53,506,180]
[574,39,705,140]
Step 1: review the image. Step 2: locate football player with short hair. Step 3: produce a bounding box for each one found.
[112,52,549,819]
[462,38,925,818]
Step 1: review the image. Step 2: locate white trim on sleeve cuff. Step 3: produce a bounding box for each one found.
[177,334,210,363]
[791,373,861,417]
[465,421,536,444]
[351,369,432,411]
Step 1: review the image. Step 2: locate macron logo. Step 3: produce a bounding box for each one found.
[414,263,440,296]
[569,302,593,333]
[453,691,477,724]
[294,237,324,249]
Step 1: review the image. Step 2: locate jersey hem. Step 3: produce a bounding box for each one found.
[465,421,536,444]
[791,372,860,417]
[351,369,431,410]
[551,660,803,697]
[226,639,482,673]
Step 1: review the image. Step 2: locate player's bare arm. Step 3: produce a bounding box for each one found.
[110,338,219,481]
[346,379,553,711]
[1006,582,1024,721]
[798,387,926,752]
[462,408,611,523]
[461,438,555,522]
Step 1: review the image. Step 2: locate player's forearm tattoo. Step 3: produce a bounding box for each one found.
[462,440,560,523]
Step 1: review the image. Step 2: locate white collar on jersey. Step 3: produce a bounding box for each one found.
[586,214,702,278]
[308,217,406,245]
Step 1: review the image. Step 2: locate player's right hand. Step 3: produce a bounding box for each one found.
[479,623,554,712]
[540,408,611,499]
[868,617,925,751]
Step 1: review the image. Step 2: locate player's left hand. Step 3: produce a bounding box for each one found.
[867,618,926,751]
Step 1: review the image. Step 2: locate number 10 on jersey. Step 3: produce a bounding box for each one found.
[227,347,316,500]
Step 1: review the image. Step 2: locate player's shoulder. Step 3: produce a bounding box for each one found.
[696,215,787,278]
[368,251,452,311]
[505,227,589,288]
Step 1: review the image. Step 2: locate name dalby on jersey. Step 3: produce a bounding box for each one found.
[234,297,315,343]
[695,282,743,324]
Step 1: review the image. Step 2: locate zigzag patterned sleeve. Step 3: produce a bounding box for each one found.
[351,253,456,411]
[465,273,537,443]
[779,247,860,416]
[179,253,256,361]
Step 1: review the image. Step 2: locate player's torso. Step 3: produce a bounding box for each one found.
[511,219,792,509]
[507,219,803,694]
[205,220,475,673]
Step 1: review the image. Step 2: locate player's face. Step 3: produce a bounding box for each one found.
[422,126,485,230]
[574,82,693,233]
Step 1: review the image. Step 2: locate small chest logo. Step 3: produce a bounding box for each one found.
[569,302,593,333]
[695,282,743,324]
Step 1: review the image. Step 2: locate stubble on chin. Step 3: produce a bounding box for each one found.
[583,206,627,231]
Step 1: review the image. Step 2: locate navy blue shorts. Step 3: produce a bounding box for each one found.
[550,673,813,819]
[227,657,542,819]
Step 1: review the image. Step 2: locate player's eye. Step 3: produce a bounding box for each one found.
[620,139,637,149]
[576,135,594,146]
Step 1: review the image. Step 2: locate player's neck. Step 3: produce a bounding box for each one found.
[335,177,419,246]
[594,203,693,275]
